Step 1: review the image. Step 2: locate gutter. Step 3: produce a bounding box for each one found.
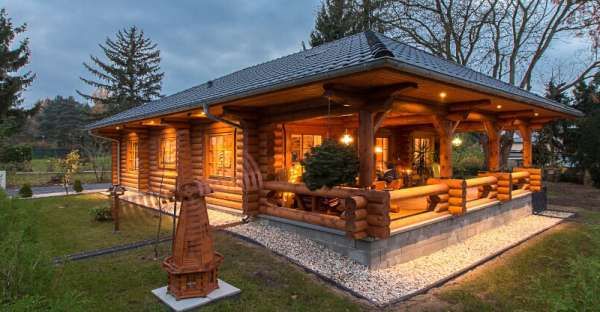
[202,102,242,130]
[88,130,120,185]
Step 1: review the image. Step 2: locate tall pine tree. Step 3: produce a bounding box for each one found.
[78,26,163,115]
[0,8,34,120]
[310,0,386,47]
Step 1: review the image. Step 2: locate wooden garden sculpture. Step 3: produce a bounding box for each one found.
[162,179,223,300]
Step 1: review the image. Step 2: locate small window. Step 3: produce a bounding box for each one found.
[290,134,322,165]
[127,139,139,171]
[413,136,433,167]
[207,133,234,179]
[159,137,176,169]
[375,137,389,173]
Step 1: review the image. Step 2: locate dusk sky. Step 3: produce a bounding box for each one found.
[4,0,321,107]
[3,1,589,107]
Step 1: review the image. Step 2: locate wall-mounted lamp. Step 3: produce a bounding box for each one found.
[375,146,383,153]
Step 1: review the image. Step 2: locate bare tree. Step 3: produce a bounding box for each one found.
[80,134,109,183]
[381,0,600,167]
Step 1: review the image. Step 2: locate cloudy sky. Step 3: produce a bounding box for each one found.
[4,0,321,106]
[3,1,591,107]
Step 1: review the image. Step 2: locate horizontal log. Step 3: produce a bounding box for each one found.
[497,180,511,187]
[388,184,449,201]
[367,225,390,239]
[263,181,389,203]
[530,175,542,181]
[448,189,464,197]
[497,194,511,201]
[260,204,346,231]
[348,231,368,240]
[449,205,465,215]
[346,196,367,211]
[512,171,530,179]
[435,202,449,212]
[206,197,243,210]
[497,187,511,194]
[448,197,464,206]
[465,176,497,187]
[347,220,368,232]
[366,203,389,216]
[348,209,368,221]
[530,181,542,186]
[530,186,541,192]
[366,214,390,227]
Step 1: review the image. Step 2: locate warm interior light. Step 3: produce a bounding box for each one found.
[340,130,354,145]
[534,112,539,117]
[452,136,463,147]
[343,104,351,107]
[115,126,121,130]
[375,146,383,153]
[496,104,502,109]
[439,92,447,99]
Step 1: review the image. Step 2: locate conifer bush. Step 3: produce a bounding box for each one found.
[73,179,83,193]
[301,139,359,190]
[18,183,33,198]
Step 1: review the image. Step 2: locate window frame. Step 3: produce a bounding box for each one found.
[126,138,139,172]
[285,126,325,168]
[158,136,177,170]
[205,129,235,180]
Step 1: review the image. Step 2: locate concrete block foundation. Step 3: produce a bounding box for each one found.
[258,193,533,269]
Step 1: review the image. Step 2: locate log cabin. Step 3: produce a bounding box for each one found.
[89,31,582,268]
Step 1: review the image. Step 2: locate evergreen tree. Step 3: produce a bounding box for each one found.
[0,8,34,120]
[571,76,600,186]
[37,96,90,149]
[310,0,386,47]
[78,26,163,115]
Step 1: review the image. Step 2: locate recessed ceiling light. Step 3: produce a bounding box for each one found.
[343,104,351,107]
[439,92,447,99]
[115,126,121,130]
[496,104,502,109]
[534,112,539,117]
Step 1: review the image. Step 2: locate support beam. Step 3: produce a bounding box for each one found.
[517,122,532,167]
[431,115,454,178]
[358,110,375,188]
[483,120,500,171]
[448,100,491,112]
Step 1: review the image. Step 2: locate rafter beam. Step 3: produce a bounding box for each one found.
[448,99,491,112]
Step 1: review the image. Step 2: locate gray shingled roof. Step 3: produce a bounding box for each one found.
[89,31,582,129]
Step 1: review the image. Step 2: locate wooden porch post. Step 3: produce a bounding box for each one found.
[358,110,375,188]
[517,123,532,167]
[175,127,193,186]
[483,120,500,171]
[432,116,454,178]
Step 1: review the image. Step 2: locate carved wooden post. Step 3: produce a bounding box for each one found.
[358,110,375,188]
[432,115,454,178]
[162,127,223,300]
[517,123,532,167]
[483,120,500,171]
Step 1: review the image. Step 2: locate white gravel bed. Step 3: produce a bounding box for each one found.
[208,209,242,226]
[226,213,571,305]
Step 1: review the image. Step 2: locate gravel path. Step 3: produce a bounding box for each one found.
[208,209,243,227]
[227,211,572,305]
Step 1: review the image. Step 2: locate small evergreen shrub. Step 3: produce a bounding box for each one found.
[73,180,83,193]
[18,183,33,198]
[89,206,112,222]
[301,139,359,190]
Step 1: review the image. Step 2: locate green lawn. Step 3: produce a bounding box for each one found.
[3,184,600,311]
[0,193,362,311]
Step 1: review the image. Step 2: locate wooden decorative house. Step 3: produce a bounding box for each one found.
[89,31,582,268]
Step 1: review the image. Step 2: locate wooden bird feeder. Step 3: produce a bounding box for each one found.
[108,185,126,232]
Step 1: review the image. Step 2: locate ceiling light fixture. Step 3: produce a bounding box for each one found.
[496,104,502,109]
[439,92,447,99]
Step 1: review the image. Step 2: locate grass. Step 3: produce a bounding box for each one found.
[435,203,600,311]
[4,156,111,187]
[0,194,362,311]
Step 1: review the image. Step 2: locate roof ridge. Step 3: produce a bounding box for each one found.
[364,30,394,58]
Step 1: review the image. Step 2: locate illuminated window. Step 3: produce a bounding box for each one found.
[290,134,322,164]
[207,133,234,178]
[159,137,176,169]
[375,137,389,172]
[126,139,139,171]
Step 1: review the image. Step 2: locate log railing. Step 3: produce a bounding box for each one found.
[259,181,391,239]
[427,179,467,215]
[513,167,542,192]
[464,176,499,209]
